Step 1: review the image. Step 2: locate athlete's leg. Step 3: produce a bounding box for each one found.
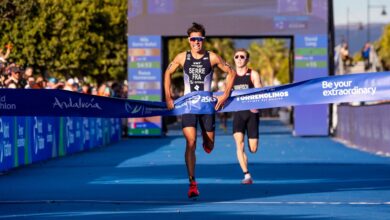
[234,132,248,173]
[247,112,259,153]
[182,114,198,180]
[201,130,215,151]
[183,127,197,179]
[248,138,258,153]
[200,114,215,153]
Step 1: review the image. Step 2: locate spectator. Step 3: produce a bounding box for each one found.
[32,76,46,89]
[46,77,63,89]
[64,78,75,91]
[81,83,90,94]
[340,42,352,70]
[90,87,98,95]
[362,42,371,71]
[0,43,12,63]
[98,83,112,97]
[25,76,35,89]
[5,67,23,88]
[24,67,33,78]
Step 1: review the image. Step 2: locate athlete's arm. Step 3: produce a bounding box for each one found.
[164,52,184,110]
[250,70,262,113]
[250,70,262,88]
[210,52,236,110]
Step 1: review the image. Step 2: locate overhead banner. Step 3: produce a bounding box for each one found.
[0,72,389,118]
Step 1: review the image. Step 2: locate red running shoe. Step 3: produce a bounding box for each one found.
[188,181,200,199]
[203,143,213,154]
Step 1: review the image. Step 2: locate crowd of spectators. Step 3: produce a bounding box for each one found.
[0,44,128,99]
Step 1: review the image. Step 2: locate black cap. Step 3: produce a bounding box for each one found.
[10,67,21,73]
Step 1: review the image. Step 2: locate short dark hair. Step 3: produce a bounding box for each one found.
[187,22,206,37]
[234,48,250,60]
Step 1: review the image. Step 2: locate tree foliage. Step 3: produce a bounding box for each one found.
[377,24,390,70]
[0,0,127,84]
[248,39,290,85]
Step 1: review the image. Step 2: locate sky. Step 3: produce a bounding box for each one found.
[333,0,390,26]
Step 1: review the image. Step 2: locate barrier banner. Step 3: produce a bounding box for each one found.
[0,117,121,172]
[0,117,14,170]
[0,72,390,118]
[30,117,53,162]
[15,117,30,166]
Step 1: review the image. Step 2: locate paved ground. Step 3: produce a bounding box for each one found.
[0,119,389,219]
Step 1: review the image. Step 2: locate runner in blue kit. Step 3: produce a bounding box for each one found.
[164,22,236,199]
[232,48,263,184]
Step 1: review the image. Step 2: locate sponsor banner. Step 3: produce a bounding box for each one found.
[30,117,52,162]
[0,117,14,171]
[81,117,91,150]
[0,117,121,172]
[46,117,59,158]
[15,117,30,166]
[64,117,84,154]
[110,118,121,142]
[0,72,389,118]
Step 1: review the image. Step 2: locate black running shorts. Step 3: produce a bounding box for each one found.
[182,114,215,132]
[232,110,259,138]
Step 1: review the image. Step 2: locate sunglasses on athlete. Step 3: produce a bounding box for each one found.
[189,37,205,42]
[234,55,247,60]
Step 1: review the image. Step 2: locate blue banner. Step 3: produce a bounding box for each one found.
[0,72,390,118]
[0,117,122,172]
[0,117,14,170]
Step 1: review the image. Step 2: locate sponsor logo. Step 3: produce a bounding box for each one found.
[83,118,90,144]
[321,80,377,96]
[0,143,2,163]
[0,96,16,110]
[0,119,3,163]
[66,117,74,148]
[176,95,216,112]
[17,125,25,147]
[33,117,45,154]
[53,97,102,110]
[0,119,12,161]
[237,91,289,102]
[125,103,144,114]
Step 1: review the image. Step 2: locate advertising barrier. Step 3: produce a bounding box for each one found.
[0,117,121,172]
[337,104,390,156]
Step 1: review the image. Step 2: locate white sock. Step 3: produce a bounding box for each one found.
[244,173,251,179]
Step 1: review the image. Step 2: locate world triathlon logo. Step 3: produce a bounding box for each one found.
[125,102,143,115]
[0,96,16,110]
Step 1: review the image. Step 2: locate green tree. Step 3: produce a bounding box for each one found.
[248,39,290,85]
[377,24,390,70]
[0,0,127,84]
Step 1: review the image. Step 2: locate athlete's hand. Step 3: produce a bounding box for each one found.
[215,94,228,111]
[166,96,174,110]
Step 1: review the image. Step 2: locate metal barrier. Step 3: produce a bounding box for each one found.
[336,103,390,156]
